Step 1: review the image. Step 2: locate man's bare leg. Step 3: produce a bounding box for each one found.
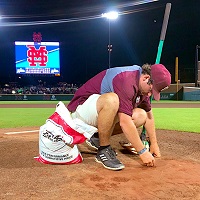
[96,92,119,146]
[95,92,125,170]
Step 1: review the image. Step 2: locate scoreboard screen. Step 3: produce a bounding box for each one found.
[15,41,60,75]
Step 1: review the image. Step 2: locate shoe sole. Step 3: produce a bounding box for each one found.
[86,140,98,150]
[95,158,125,171]
[119,141,138,154]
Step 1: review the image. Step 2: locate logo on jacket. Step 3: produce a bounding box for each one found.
[136,96,140,103]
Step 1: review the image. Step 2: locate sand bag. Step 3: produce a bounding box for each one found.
[35,101,97,164]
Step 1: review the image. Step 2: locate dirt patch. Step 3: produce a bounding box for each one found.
[0,103,200,200]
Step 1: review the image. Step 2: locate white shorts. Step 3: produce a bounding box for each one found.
[71,94,100,127]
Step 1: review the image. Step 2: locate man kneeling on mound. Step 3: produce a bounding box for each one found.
[67,64,171,170]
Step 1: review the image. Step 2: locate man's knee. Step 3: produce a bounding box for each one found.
[132,108,147,128]
[97,93,119,112]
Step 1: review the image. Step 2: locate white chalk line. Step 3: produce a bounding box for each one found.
[5,130,39,135]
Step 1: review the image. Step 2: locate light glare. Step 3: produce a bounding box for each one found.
[102,11,119,20]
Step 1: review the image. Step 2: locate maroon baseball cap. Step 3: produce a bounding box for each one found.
[151,64,171,101]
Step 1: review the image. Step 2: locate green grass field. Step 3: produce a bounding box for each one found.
[0,101,200,133]
[153,108,200,133]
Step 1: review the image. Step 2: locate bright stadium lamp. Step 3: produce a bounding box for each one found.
[102,11,119,68]
[102,11,119,20]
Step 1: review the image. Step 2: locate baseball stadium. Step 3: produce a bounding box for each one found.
[0,1,200,200]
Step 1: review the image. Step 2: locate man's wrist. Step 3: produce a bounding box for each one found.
[138,147,147,155]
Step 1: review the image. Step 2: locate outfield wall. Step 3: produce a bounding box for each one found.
[161,83,200,101]
[0,84,200,101]
[183,87,200,100]
[0,94,74,101]
[0,93,177,101]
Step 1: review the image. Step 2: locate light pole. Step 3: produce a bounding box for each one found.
[195,45,200,87]
[102,11,118,68]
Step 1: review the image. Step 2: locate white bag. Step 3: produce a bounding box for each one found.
[35,123,83,164]
[35,101,97,165]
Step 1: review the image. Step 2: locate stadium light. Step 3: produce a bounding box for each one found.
[102,11,119,20]
[102,11,119,68]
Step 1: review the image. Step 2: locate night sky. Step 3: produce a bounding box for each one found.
[0,0,199,86]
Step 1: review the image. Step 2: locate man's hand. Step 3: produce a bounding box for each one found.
[150,142,161,158]
[139,151,155,167]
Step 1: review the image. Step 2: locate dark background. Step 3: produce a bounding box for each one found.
[0,0,199,86]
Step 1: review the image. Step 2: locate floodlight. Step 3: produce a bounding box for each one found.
[102,11,119,20]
